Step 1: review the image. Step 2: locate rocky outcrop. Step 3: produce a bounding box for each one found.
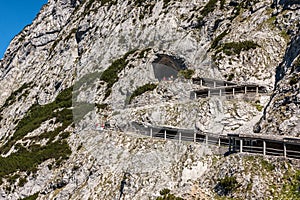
[0,0,300,199]
[256,34,300,136]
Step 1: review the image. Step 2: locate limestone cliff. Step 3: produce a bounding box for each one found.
[0,0,299,199]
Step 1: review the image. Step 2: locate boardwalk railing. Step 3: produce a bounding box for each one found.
[228,133,300,159]
[117,122,300,159]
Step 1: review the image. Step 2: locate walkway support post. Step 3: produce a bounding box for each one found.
[205,134,208,145]
[263,140,266,156]
[150,128,153,138]
[218,138,221,147]
[200,79,203,87]
[208,90,211,97]
[240,139,243,153]
[214,81,216,88]
[164,130,167,140]
[233,138,236,152]
[193,131,196,143]
[283,143,287,158]
[219,89,222,97]
[233,88,235,96]
[245,86,247,94]
[179,132,182,143]
[194,92,197,100]
[229,137,231,154]
[256,86,259,95]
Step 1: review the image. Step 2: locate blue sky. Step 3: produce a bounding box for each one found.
[0,0,47,58]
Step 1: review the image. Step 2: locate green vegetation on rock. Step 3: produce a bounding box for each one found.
[129,83,157,104]
[0,87,74,184]
[0,140,71,180]
[20,192,39,200]
[289,74,299,86]
[178,69,195,79]
[201,0,219,17]
[0,82,32,112]
[217,176,238,196]
[1,86,73,154]
[211,30,230,49]
[276,169,300,199]
[156,188,184,200]
[100,49,137,99]
[216,41,260,56]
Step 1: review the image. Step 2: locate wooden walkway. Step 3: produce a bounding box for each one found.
[191,77,268,99]
[129,122,300,159]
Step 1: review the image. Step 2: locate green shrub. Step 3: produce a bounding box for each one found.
[96,103,108,110]
[295,57,300,67]
[178,69,195,79]
[18,177,27,187]
[138,48,151,59]
[20,192,39,200]
[225,73,235,81]
[201,0,218,17]
[289,76,298,86]
[217,41,260,56]
[211,30,230,49]
[7,174,20,185]
[160,188,171,195]
[157,188,184,200]
[280,170,300,199]
[220,0,225,9]
[217,176,238,195]
[129,83,157,104]
[254,104,264,112]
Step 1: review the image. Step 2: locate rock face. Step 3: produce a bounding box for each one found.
[0,0,300,199]
[256,34,300,136]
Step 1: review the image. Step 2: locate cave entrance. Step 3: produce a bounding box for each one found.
[152,54,187,81]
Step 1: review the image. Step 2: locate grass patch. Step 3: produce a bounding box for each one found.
[255,104,263,112]
[280,30,290,42]
[277,170,300,199]
[261,159,275,171]
[129,83,157,104]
